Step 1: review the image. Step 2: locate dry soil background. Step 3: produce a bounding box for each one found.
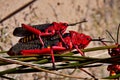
[0,0,120,80]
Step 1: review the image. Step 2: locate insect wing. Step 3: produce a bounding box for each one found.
[7,40,42,56]
[8,35,60,56]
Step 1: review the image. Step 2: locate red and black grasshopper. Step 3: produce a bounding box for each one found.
[9,20,105,69]
[101,24,120,76]
[13,20,87,48]
[8,30,93,69]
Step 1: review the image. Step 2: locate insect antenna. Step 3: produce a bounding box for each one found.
[92,38,104,41]
[106,30,116,43]
[92,38,112,42]
[68,19,87,26]
[116,24,120,43]
[92,37,113,46]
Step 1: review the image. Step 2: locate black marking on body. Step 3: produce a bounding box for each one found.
[19,34,37,43]
[19,32,60,43]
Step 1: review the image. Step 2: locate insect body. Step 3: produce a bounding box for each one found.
[13,20,87,48]
[102,24,120,76]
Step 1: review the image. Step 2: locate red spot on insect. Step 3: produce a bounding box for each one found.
[107,64,120,75]
[109,47,120,56]
[45,22,68,35]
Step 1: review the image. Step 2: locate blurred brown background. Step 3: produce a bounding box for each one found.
[0,0,120,80]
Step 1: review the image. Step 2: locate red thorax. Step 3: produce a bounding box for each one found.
[45,22,68,35]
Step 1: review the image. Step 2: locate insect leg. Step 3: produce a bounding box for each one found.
[74,45,84,56]
[21,46,66,69]
[51,46,66,69]
[22,24,45,47]
[21,48,51,55]
[21,48,56,69]
[50,47,56,69]
[22,24,42,35]
[57,32,69,49]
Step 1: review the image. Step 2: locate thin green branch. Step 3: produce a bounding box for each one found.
[82,45,118,52]
[0,51,8,53]
[0,57,85,79]
[0,63,102,75]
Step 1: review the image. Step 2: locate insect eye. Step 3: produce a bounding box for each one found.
[87,38,91,41]
[63,23,68,26]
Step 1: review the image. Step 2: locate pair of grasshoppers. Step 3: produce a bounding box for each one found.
[7,19,103,69]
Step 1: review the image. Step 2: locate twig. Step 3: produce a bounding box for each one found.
[0,75,15,80]
[0,57,84,79]
[0,0,36,23]
[80,68,98,80]
[48,4,58,21]
[0,51,8,53]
